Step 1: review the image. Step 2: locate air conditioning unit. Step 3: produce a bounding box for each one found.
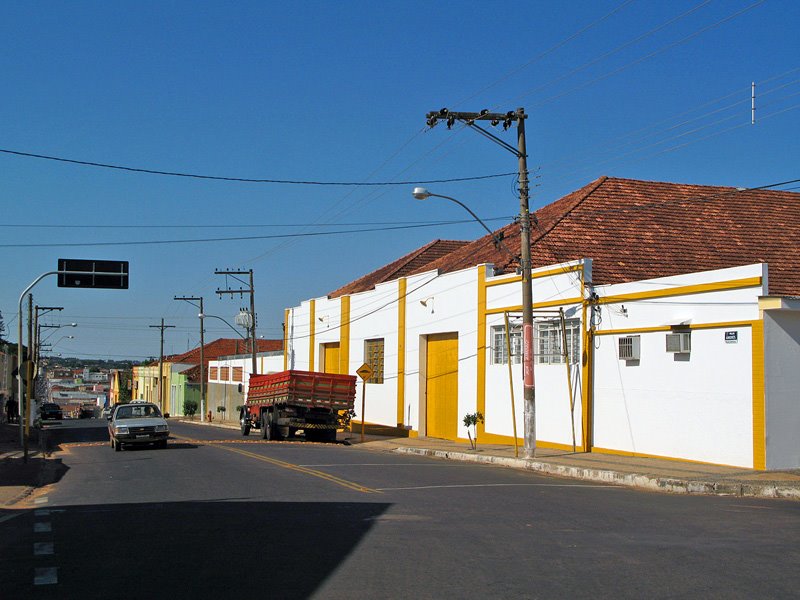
[666,332,691,353]
[618,336,640,360]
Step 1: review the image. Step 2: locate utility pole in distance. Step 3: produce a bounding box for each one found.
[215,269,258,377]
[174,296,205,422]
[424,107,537,457]
[149,318,175,412]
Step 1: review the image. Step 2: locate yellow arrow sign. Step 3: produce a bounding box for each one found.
[356,363,373,381]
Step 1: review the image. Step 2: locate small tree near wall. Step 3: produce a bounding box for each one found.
[184,399,198,420]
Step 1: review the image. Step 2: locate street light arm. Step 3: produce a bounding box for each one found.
[201,314,248,339]
[415,190,518,262]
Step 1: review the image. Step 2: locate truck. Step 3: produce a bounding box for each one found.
[240,370,357,442]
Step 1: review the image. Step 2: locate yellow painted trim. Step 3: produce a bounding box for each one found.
[396,278,407,427]
[476,266,487,438]
[283,309,289,371]
[580,271,589,452]
[597,276,762,305]
[592,446,749,469]
[339,295,350,376]
[478,431,577,452]
[486,296,583,315]
[485,263,583,288]
[751,320,766,470]
[308,299,316,372]
[594,320,755,337]
[759,296,785,311]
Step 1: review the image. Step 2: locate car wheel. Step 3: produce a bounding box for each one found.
[158,439,168,449]
[114,438,121,452]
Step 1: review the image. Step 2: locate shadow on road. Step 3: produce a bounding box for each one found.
[0,499,392,599]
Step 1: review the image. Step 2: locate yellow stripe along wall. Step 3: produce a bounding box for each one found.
[339,295,350,376]
[397,278,407,427]
[308,299,316,371]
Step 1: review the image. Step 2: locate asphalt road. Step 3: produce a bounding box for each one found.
[2,419,800,599]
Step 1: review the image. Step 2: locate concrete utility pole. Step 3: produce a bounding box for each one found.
[174,296,205,421]
[424,107,537,457]
[215,269,258,376]
[149,319,175,411]
[34,306,64,365]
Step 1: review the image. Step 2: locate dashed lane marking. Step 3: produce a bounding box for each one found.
[34,567,58,585]
[34,542,54,556]
[34,522,52,533]
[33,497,48,505]
[0,513,23,525]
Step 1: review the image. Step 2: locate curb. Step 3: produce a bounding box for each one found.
[393,447,800,500]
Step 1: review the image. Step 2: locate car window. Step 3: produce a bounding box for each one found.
[115,405,162,419]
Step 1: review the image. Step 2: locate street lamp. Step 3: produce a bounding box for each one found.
[413,184,537,457]
[200,313,248,340]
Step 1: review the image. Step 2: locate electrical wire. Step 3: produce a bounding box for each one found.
[0,147,515,186]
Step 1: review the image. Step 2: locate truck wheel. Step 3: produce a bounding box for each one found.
[240,414,250,436]
[321,429,337,443]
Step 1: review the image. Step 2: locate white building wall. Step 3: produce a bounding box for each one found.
[764,310,800,469]
[591,263,765,468]
[208,353,285,402]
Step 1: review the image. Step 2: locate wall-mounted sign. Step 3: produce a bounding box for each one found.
[724,331,738,344]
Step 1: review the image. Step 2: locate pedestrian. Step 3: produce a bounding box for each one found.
[6,397,18,424]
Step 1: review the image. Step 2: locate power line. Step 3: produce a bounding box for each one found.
[0,217,516,248]
[0,147,515,186]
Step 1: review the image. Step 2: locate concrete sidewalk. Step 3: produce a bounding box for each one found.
[186,419,800,500]
[0,423,49,507]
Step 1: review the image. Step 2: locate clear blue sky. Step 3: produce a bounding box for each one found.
[1,0,797,360]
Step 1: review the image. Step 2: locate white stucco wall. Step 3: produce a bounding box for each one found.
[591,263,765,468]
[764,310,800,469]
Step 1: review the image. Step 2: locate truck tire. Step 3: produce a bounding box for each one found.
[240,412,250,436]
[321,428,337,443]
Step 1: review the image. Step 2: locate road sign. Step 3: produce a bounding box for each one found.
[57,259,129,289]
[356,363,373,381]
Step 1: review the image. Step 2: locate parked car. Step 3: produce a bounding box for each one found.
[108,402,169,451]
[101,406,113,419]
[39,403,63,421]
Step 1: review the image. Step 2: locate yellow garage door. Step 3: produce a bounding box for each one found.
[426,333,458,440]
[323,342,340,374]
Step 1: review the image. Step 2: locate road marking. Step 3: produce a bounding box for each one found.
[34,542,54,556]
[34,497,49,505]
[34,509,50,517]
[34,522,52,533]
[34,567,58,585]
[190,440,378,494]
[376,483,622,491]
[299,463,467,467]
[0,513,23,525]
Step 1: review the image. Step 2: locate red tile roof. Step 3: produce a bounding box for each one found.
[328,239,470,297]
[418,176,800,296]
[171,338,283,366]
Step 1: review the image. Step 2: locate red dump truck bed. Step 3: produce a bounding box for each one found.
[247,370,356,411]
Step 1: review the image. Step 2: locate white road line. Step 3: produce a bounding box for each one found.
[376,483,622,491]
[0,513,23,525]
[34,567,58,585]
[34,509,50,517]
[33,497,49,505]
[299,463,468,467]
[34,522,52,533]
[34,542,54,556]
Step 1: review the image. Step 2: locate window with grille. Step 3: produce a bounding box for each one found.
[491,325,522,365]
[233,367,243,382]
[209,367,218,380]
[220,366,230,381]
[536,319,581,365]
[364,338,384,384]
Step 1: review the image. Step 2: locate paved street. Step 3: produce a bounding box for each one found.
[2,419,800,599]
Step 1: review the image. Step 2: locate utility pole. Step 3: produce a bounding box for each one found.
[215,269,258,377]
[174,296,205,422]
[34,306,64,365]
[149,319,175,412]
[424,107,536,457]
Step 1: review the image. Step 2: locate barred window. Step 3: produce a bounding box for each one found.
[209,367,218,380]
[536,319,581,365]
[220,366,230,381]
[233,367,243,382]
[491,325,522,365]
[364,338,384,384]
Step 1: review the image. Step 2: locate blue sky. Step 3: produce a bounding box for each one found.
[1,0,798,360]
